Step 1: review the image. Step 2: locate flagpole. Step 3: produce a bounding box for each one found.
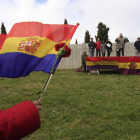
[38,74,53,101]
[37,39,69,101]
[38,55,60,101]
[37,23,79,101]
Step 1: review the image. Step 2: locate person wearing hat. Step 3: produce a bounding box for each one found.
[88,38,96,57]
[134,37,140,55]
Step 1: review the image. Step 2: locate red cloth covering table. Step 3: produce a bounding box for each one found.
[85,57,140,75]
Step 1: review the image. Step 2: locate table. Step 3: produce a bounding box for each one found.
[85,57,140,75]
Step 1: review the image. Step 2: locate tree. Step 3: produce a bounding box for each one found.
[75,39,78,44]
[64,19,68,24]
[125,37,129,42]
[95,22,109,42]
[1,22,7,34]
[85,30,90,43]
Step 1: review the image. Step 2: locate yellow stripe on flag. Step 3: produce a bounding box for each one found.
[86,61,118,66]
[0,37,70,58]
[118,62,140,69]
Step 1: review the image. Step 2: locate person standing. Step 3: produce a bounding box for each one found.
[100,41,106,57]
[115,33,126,56]
[81,52,88,72]
[134,37,140,55]
[95,38,102,57]
[88,38,96,57]
[106,38,112,57]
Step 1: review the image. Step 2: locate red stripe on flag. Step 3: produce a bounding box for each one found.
[85,57,140,63]
[7,22,77,42]
[85,57,119,62]
[118,57,140,62]
[0,34,7,50]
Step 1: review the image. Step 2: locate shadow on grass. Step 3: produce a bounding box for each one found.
[75,70,119,75]
[99,70,119,75]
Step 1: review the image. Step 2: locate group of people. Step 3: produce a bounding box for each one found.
[81,33,130,72]
[88,38,113,57]
[88,33,128,57]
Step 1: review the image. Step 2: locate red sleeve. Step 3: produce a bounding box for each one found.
[0,100,41,140]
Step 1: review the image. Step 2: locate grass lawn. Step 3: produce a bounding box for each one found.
[0,70,140,140]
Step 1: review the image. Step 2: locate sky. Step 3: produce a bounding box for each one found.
[0,0,140,44]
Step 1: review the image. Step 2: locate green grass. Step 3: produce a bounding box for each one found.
[1,70,140,140]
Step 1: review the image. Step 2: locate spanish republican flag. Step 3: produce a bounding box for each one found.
[85,57,118,71]
[0,22,78,78]
[85,57,140,75]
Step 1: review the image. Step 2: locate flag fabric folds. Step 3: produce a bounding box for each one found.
[118,57,140,75]
[85,57,118,71]
[85,57,140,75]
[0,22,78,78]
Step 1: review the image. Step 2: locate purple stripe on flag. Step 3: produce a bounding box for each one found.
[118,69,140,75]
[87,65,118,71]
[0,53,60,78]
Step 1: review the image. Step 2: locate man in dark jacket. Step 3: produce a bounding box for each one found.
[81,52,88,72]
[106,38,112,57]
[134,37,140,55]
[88,38,96,57]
